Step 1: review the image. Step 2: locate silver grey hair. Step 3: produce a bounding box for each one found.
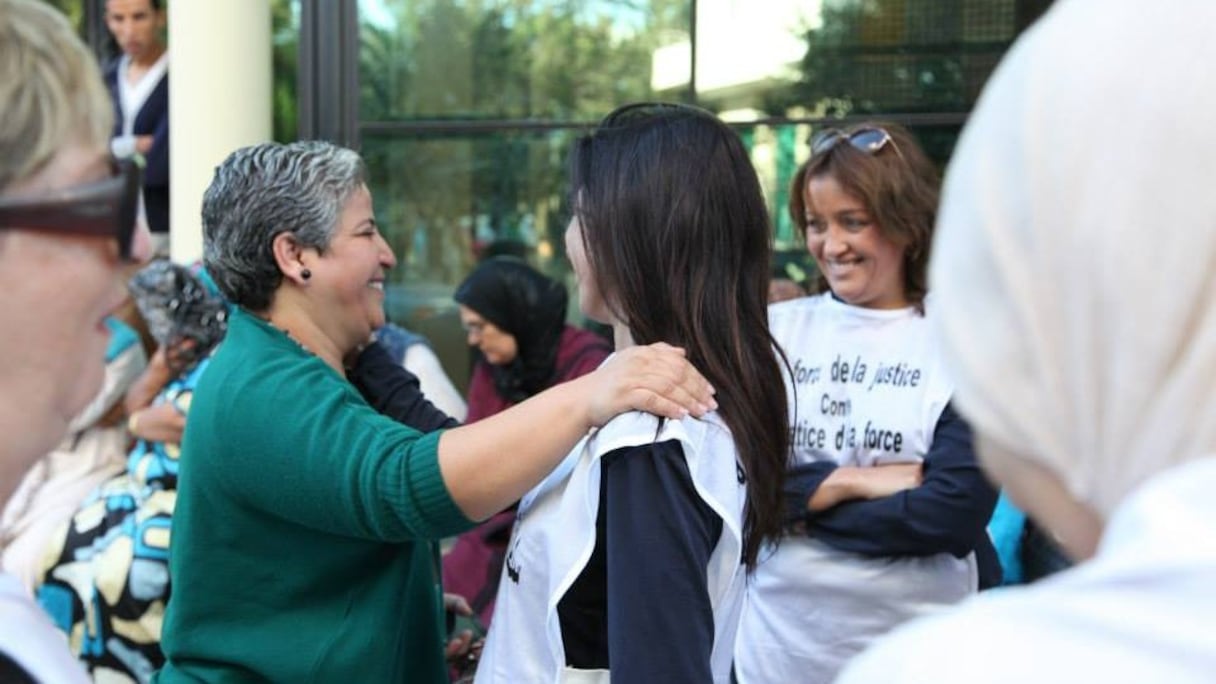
[201,141,366,311]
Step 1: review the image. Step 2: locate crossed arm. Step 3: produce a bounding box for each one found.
[785,403,999,560]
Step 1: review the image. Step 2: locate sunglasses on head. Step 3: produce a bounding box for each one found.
[810,126,904,162]
[0,155,144,261]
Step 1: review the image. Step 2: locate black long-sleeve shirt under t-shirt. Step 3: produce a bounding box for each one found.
[784,402,1002,588]
[559,440,723,683]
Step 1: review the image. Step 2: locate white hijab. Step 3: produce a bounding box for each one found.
[930,0,1216,519]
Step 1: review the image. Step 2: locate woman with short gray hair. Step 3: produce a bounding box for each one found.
[157,140,716,683]
[201,141,363,312]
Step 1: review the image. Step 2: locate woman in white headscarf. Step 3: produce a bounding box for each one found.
[836,1,1216,682]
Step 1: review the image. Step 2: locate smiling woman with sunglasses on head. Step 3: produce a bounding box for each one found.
[734,122,999,684]
[0,1,151,682]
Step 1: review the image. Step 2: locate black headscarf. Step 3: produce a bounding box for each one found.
[454,256,568,402]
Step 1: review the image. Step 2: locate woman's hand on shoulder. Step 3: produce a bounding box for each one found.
[581,343,716,427]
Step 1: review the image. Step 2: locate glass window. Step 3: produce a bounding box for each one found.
[338,0,1053,388]
[687,0,810,117]
[776,0,1021,118]
[359,0,691,122]
[272,0,300,142]
[362,127,590,388]
[363,128,580,281]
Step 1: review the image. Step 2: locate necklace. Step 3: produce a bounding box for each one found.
[258,313,350,375]
[259,315,314,355]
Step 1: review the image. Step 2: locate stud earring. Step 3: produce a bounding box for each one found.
[301,268,311,280]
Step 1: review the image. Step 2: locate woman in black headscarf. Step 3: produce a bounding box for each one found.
[455,256,610,422]
[444,257,611,630]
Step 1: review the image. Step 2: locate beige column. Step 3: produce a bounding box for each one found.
[168,0,272,264]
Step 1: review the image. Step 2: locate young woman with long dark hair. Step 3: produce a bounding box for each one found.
[474,103,790,683]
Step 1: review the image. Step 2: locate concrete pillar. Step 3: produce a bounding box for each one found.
[168,0,272,264]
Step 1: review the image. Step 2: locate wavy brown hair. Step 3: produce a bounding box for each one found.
[789,121,940,309]
[569,103,790,569]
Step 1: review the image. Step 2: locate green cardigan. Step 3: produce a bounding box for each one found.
[156,308,474,683]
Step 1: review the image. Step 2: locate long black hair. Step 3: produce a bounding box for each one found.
[569,103,790,568]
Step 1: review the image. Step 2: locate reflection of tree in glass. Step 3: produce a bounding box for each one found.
[359,0,687,121]
[772,0,1051,165]
[775,0,968,117]
[357,0,689,285]
[781,0,1061,116]
[271,0,298,143]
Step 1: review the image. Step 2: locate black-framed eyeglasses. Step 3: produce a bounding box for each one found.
[0,155,144,261]
[810,127,905,163]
